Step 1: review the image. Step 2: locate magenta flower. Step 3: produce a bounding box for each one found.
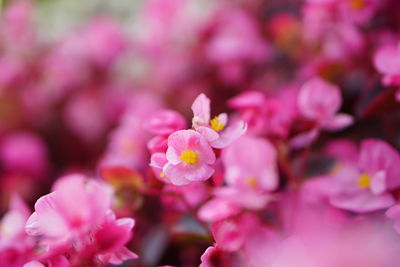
[326,139,400,212]
[0,195,34,267]
[298,77,353,131]
[163,130,216,185]
[373,43,400,86]
[222,136,278,192]
[24,174,137,265]
[191,93,247,149]
[25,174,113,246]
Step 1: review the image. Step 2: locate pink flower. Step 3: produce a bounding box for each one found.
[162,130,216,185]
[222,136,278,191]
[298,77,353,131]
[94,211,138,264]
[0,195,34,267]
[25,174,113,247]
[373,43,400,86]
[1,196,31,246]
[24,174,137,265]
[321,139,400,212]
[192,94,247,149]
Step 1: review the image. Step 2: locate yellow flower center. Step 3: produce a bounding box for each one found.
[350,0,365,10]
[210,116,225,132]
[246,176,259,188]
[180,150,198,164]
[357,173,370,188]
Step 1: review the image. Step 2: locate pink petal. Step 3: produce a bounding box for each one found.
[23,262,45,267]
[297,77,341,121]
[163,163,191,186]
[290,128,319,149]
[150,153,167,169]
[166,130,203,164]
[217,113,228,126]
[214,187,270,210]
[386,204,400,219]
[25,210,68,238]
[321,113,354,131]
[147,136,168,153]
[53,175,112,228]
[198,198,241,222]
[144,109,186,135]
[228,91,266,109]
[197,126,219,142]
[373,44,400,74]
[358,139,400,190]
[370,170,386,195]
[99,246,138,265]
[191,93,210,126]
[210,121,247,149]
[330,191,395,213]
[164,162,214,184]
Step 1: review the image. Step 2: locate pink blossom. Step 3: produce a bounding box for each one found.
[373,43,400,86]
[297,77,353,131]
[0,196,34,267]
[192,94,246,149]
[162,130,216,185]
[222,136,278,191]
[199,245,244,267]
[94,211,138,264]
[314,139,400,212]
[25,174,113,246]
[25,174,137,265]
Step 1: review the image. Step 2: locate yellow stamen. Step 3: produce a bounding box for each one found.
[350,0,365,10]
[246,176,259,188]
[210,116,225,131]
[160,172,169,181]
[357,173,370,188]
[180,150,198,164]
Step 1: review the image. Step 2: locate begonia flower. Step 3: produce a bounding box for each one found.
[222,136,278,192]
[192,93,247,149]
[162,130,216,185]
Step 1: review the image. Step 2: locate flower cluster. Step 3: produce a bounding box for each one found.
[0,0,400,266]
